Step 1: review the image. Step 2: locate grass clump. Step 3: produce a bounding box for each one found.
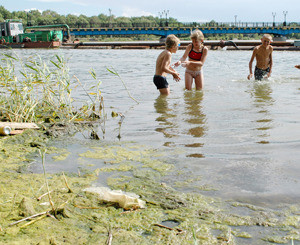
[0,53,103,124]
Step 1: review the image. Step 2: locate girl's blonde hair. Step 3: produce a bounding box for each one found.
[191,29,204,42]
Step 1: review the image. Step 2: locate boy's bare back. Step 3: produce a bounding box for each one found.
[155,50,172,76]
[153,34,180,95]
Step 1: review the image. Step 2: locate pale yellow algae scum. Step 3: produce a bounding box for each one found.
[79,144,174,172]
[0,132,299,244]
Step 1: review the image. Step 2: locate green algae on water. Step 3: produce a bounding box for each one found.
[1,131,300,244]
[79,143,173,173]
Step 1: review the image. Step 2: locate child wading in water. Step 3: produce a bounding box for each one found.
[248,34,273,80]
[174,29,208,90]
[153,34,181,95]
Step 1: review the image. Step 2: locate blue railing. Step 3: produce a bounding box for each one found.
[68,22,300,37]
[70,22,300,28]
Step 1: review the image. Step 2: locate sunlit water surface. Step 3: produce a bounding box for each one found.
[6,48,300,208]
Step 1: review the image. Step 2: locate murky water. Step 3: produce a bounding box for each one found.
[6,48,300,208]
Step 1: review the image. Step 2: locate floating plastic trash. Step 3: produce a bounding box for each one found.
[84,187,146,210]
[0,126,11,136]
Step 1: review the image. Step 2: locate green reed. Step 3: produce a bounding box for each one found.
[106,67,139,104]
[0,53,102,123]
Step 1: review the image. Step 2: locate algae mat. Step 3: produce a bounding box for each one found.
[0,131,299,244]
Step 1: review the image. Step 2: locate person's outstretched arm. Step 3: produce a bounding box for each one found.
[173,44,191,67]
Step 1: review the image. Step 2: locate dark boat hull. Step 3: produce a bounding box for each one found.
[0,43,25,48]
[0,41,61,49]
[24,41,61,48]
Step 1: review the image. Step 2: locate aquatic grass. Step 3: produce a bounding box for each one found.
[0,53,102,124]
[39,149,55,212]
[106,67,139,104]
[74,71,105,119]
[192,226,198,245]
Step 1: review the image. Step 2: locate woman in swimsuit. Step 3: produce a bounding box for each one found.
[174,30,208,90]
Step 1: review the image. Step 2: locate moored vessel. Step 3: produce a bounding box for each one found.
[0,19,70,48]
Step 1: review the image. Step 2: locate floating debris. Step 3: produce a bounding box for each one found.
[84,187,146,210]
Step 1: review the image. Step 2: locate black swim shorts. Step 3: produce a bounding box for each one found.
[153,75,169,89]
[254,66,270,80]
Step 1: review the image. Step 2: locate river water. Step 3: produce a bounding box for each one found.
[6,48,300,208]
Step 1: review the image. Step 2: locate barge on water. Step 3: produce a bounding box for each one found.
[0,19,71,48]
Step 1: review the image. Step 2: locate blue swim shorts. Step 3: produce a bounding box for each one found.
[153,75,169,89]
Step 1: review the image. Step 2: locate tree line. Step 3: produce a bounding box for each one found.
[0,5,180,28]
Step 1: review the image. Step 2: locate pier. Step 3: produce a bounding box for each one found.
[62,40,300,50]
[59,22,300,50]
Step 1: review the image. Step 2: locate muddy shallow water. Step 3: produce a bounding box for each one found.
[6,48,300,209]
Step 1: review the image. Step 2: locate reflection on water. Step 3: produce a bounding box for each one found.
[249,81,274,144]
[154,91,207,157]
[183,91,207,138]
[154,95,178,144]
[183,91,207,158]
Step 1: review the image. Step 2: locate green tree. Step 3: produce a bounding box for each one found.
[42,10,60,18]
[209,20,217,27]
[168,17,180,27]
[29,9,42,19]
[131,16,154,27]
[54,15,67,25]
[66,14,78,28]
[89,16,101,27]
[0,5,11,19]
[98,13,110,22]
[11,11,26,22]
[37,16,55,25]
[76,15,89,28]
[27,10,42,26]
[38,10,61,25]
[115,17,131,27]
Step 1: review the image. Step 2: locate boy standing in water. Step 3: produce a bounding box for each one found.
[154,34,181,95]
[248,34,273,80]
[174,29,208,90]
